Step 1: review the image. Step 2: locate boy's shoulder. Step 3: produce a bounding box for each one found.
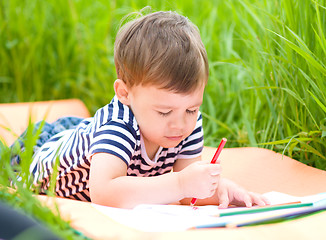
[93,96,138,131]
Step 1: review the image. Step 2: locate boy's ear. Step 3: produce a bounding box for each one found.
[114,79,130,105]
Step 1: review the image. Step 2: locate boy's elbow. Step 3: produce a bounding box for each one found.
[89,188,115,207]
[89,187,134,209]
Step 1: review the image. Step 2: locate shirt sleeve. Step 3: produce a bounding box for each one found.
[177,112,204,159]
[88,120,137,165]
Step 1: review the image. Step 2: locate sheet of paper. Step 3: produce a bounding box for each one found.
[92,203,225,231]
[91,191,326,232]
[263,191,326,205]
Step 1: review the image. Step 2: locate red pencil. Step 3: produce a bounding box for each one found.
[190,138,227,207]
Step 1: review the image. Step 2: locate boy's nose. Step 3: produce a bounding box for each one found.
[169,116,185,131]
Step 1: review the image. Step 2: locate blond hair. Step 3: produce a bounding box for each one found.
[114,11,208,93]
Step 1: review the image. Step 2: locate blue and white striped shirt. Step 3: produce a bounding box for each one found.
[30,96,204,201]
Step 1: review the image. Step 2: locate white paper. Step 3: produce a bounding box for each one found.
[91,191,326,232]
[92,203,224,231]
[263,191,326,205]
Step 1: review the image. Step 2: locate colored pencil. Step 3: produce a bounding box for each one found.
[194,202,326,229]
[227,202,326,228]
[190,138,227,207]
[217,202,313,217]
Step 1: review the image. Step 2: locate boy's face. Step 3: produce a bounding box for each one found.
[127,84,205,156]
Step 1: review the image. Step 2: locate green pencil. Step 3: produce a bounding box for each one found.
[218,202,313,217]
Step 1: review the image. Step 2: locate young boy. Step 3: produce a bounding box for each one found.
[29,11,268,209]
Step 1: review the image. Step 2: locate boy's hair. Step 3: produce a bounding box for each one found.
[114,11,209,93]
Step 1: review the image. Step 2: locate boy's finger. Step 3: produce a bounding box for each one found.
[209,164,221,175]
[249,192,269,206]
[215,158,221,164]
[211,177,220,185]
[261,195,271,205]
[250,192,270,206]
[240,193,252,208]
[218,190,229,209]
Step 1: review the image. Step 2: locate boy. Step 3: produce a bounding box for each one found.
[29,11,268,208]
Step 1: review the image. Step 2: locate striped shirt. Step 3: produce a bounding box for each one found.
[30,96,204,201]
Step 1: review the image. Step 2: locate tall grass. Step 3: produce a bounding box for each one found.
[0,123,87,239]
[200,0,326,169]
[1,0,325,167]
[1,0,325,163]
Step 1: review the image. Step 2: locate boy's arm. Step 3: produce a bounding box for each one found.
[89,153,220,208]
[89,153,182,208]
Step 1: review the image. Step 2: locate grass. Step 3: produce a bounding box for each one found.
[1,0,325,166]
[199,0,326,169]
[0,0,326,237]
[0,122,88,239]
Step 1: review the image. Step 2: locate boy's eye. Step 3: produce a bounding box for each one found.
[158,110,172,117]
[186,109,198,115]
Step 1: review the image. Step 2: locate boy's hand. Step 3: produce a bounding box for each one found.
[216,178,270,208]
[177,162,221,199]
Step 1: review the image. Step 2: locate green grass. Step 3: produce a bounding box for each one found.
[199,0,326,169]
[0,123,88,239]
[1,0,325,167]
[0,0,326,237]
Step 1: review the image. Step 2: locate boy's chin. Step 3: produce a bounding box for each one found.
[161,140,183,148]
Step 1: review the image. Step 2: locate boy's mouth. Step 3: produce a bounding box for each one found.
[165,135,183,141]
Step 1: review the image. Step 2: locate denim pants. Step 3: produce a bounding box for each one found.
[10,116,83,165]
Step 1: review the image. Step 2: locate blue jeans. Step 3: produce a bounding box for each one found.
[10,117,83,165]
